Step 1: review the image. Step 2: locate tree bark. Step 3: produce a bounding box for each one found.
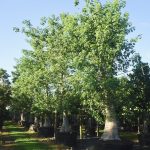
[101,103,120,141]
[20,112,25,126]
[20,112,25,122]
[60,112,71,132]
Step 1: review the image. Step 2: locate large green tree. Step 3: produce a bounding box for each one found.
[69,0,137,140]
[12,17,79,130]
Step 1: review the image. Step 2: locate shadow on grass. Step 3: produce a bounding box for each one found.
[4,127,27,132]
[3,121,27,132]
[1,121,68,150]
[12,140,49,150]
[2,133,28,143]
[1,121,51,150]
[1,139,51,150]
[2,122,29,144]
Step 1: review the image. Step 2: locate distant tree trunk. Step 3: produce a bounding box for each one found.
[39,117,43,127]
[101,103,120,141]
[143,113,149,134]
[137,117,140,134]
[96,123,99,137]
[79,116,83,139]
[80,125,82,139]
[143,120,148,134]
[60,112,71,132]
[43,116,50,127]
[54,111,57,138]
[34,116,38,124]
[32,116,39,132]
[142,112,149,134]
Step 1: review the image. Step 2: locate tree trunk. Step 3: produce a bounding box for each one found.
[34,116,38,124]
[60,112,71,132]
[143,120,148,134]
[32,116,39,132]
[54,111,57,138]
[20,112,25,126]
[20,112,25,122]
[101,103,120,141]
[39,117,43,127]
[43,116,50,127]
[137,117,140,134]
[80,124,83,139]
[96,123,99,137]
[79,116,83,139]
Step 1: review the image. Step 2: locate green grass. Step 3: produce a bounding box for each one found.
[0,121,61,150]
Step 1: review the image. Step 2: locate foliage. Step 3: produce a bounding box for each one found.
[67,0,136,123]
[128,54,150,127]
[0,69,11,126]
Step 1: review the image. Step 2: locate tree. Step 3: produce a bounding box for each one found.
[12,49,56,124]
[0,69,11,131]
[70,0,137,140]
[129,54,150,134]
[12,17,79,131]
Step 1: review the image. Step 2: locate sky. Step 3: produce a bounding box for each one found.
[0,0,150,76]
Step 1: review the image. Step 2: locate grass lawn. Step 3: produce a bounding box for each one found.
[0,121,68,150]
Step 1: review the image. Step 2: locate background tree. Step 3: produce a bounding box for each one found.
[129,54,150,134]
[0,69,11,131]
[70,0,137,140]
[12,16,81,131]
